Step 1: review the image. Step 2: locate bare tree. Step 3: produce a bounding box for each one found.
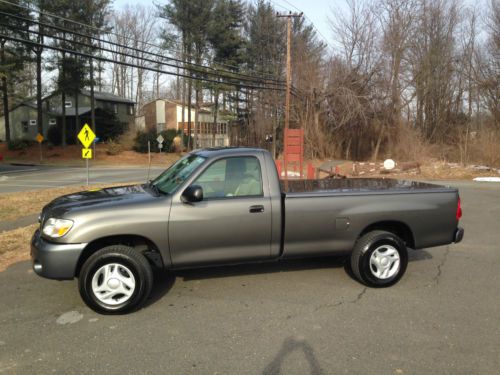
[377,0,418,157]
[327,0,383,160]
[475,0,500,128]
[409,0,460,143]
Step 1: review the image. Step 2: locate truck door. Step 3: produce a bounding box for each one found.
[168,156,272,266]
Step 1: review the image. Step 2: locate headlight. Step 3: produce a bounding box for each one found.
[42,218,74,238]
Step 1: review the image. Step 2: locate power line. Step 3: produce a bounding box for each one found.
[0,32,286,92]
[0,11,285,89]
[0,9,286,91]
[269,0,335,52]
[0,0,281,81]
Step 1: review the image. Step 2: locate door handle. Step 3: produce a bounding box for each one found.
[249,205,265,213]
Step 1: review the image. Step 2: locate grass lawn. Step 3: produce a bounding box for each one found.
[0,183,135,222]
[0,183,137,271]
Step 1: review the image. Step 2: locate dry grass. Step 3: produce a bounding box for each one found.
[0,142,181,166]
[0,224,37,271]
[0,183,135,222]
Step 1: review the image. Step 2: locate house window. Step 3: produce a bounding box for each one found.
[65,101,72,108]
[29,119,37,126]
[113,104,118,114]
[48,118,56,126]
[22,121,28,133]
[128,105,134,115]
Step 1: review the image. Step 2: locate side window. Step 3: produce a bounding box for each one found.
[194,157,263,199]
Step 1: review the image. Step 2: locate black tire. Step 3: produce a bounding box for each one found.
[350,230,408,287]
[78,245,153,314]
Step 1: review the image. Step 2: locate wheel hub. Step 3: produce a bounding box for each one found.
[91,263,136,306]
[369,245,400,280]
[107,278,120,289]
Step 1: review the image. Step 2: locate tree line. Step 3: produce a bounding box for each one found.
[0,0,498,165]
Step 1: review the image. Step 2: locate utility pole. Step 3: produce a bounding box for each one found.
[277,11,302,130]
[277,12,302,182]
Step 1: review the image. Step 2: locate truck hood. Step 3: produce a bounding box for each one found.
[42,184,158,219]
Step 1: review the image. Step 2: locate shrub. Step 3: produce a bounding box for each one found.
[117,127,137,151]
[106,139,123,155]
[133,129,185,153]
[8,139,34,151]
[133,130,155,153]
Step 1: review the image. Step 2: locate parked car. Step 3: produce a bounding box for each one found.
[31,148,464,314]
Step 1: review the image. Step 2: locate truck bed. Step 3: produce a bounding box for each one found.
[280,178,459,256]
[281,178,455,196]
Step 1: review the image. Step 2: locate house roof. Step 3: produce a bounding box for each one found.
[8,101,58,115]
[80,90,135,104]
[43,90,135,104]
[61,107,92,117]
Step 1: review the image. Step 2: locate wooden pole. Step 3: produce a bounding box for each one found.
[276,12,302,180]
[285,16,291,130]
[276,12,302,130]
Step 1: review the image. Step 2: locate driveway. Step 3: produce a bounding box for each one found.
[0,180,499,374]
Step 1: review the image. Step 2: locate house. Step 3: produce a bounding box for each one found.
[195,107,232,148]
[142,98,196,133]
[44,90,135,125]
[142,98,233,147]
[0,102,57,141]
[0,90,135,142]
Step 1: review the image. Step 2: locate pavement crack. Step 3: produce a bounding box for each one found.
[352,287,367,303]
[433,246,450,285]
[314,301,344,312]
[314,287,367,312]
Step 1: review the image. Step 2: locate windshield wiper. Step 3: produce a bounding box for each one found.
[145,180,163,196]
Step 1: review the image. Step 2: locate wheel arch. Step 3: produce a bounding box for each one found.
[358,221,415,249]
[75,234,164,277]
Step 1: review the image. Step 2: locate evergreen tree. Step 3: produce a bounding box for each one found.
[0,0,31,142]
[208,0,245,143]
[160,0,215,149]
[45,0,110,144]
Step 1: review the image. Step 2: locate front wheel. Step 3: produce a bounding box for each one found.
[78,245,153,314]
[350,230,408,287]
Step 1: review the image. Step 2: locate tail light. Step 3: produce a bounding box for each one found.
[456,197,462,221]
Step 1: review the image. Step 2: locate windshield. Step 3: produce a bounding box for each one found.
[152,154,206,194]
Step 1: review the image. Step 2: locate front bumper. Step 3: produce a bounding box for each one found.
[454,227,464,243]
[30,229,87,280]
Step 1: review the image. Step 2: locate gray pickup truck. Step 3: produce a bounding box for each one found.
[31,147,464,314]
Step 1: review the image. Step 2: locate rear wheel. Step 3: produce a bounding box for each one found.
[78,245,153,314]
[350,230,408,287]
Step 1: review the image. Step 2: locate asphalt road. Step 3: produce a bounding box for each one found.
[0,180,499,374]
[0,164,166,194]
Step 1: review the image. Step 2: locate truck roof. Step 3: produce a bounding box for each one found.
[192,147,266,158]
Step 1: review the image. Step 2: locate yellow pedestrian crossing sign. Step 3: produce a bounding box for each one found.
[82,148,92,159]
[77,124,96,149]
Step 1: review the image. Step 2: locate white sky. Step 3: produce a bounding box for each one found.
[111,0,340,50]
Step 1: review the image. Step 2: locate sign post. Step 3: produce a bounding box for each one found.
[156,134,164,154]
[77,124,96,186]
[36,133,44,163]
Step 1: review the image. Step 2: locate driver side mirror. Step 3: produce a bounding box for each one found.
[181,185,203,203]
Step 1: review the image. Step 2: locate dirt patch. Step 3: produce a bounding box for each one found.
[0,143,181,166]
[0,224,36,271]
[0,183,136,222]
[311,158,499,180]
